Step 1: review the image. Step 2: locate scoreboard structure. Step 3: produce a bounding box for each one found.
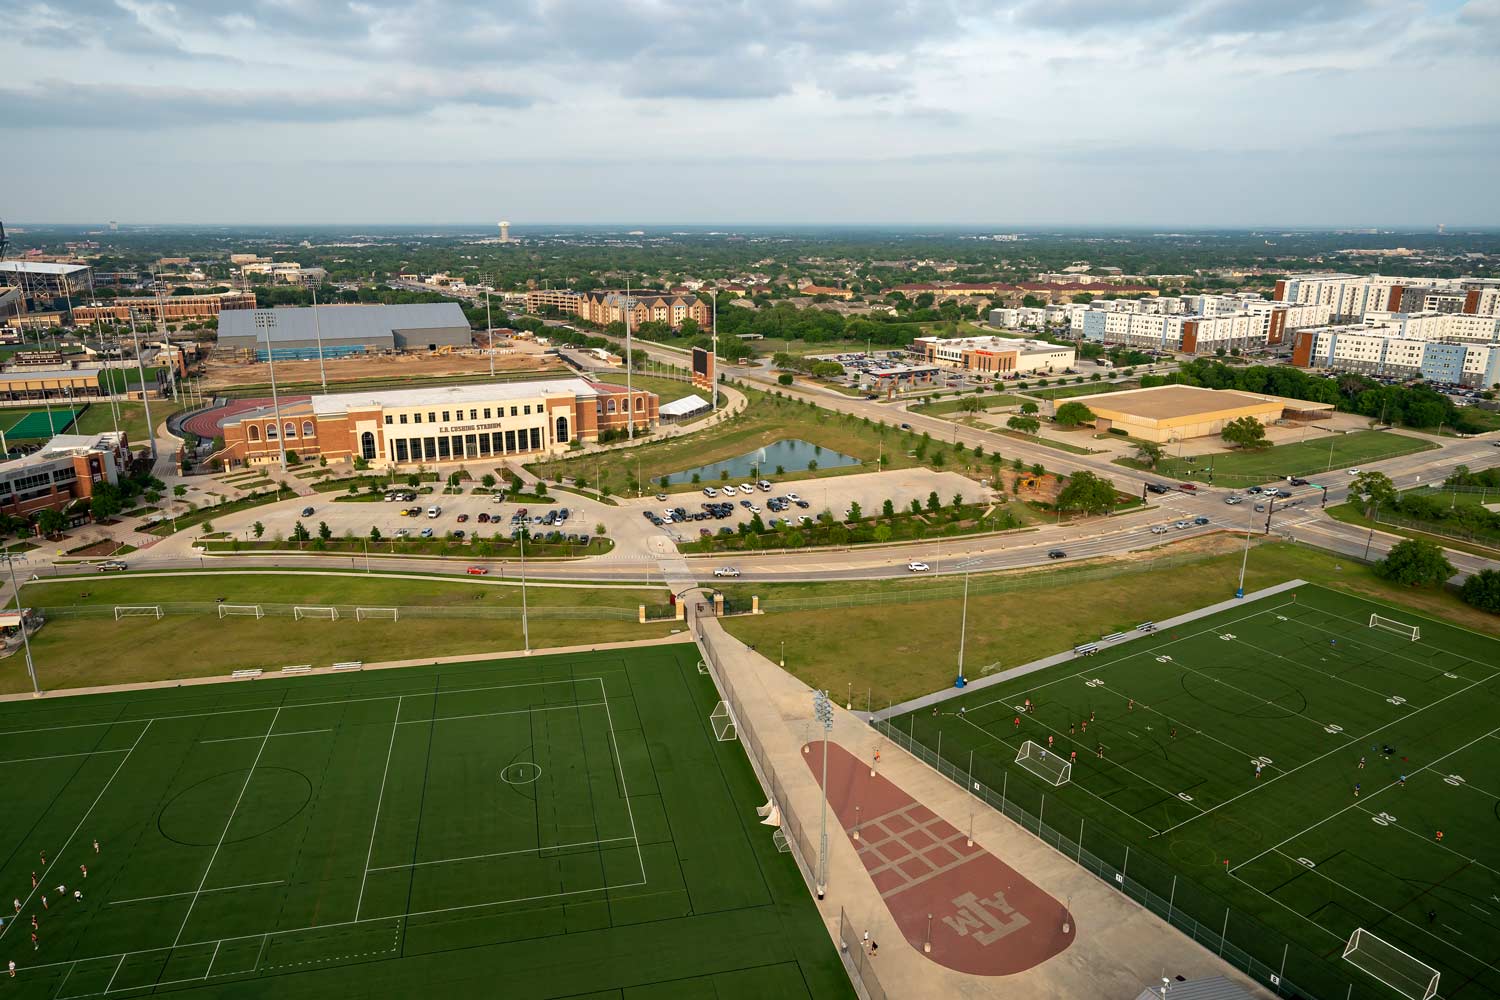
[691,346,716,394]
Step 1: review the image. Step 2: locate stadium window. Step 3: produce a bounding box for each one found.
[428,412,436,423]
[437,437,450,459]
[423,437,436,460]
[505,430,517,452]
[529,427,541,450]
[248,425,260,442]
[284,422,297,438]
[469,409,477,420]
[479,434,490,456]
[399,413,407,424]
[510,406,518,417]
[442,411,450,423]
[265,423,278,440]
[394,439,408,462]
[384,415,392,425]
[524,405,532,415]
[302,421,314,437]
[490,432,501,454]
[483,408,491,419]
[413,412,422,424]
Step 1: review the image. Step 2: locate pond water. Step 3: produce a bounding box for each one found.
[664,439,860,484]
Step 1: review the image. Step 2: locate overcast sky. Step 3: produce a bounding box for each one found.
[3,0,1498,227]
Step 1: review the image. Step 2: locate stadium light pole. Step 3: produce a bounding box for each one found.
[310,285,328,393]
[255,311,289,471]
[812,689,833,899]
[485,289,495,377]
[4,554,41,697]
[1235,511,1253,599]
[710,290,718,412]
[624,280,634,440]
[955,573,970,688]
[519,528,531,653]
[127,306,158,464]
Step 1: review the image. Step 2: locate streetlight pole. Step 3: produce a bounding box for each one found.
[486,289,495,377]
[710,290,718,412]
[1235,512,1253,599]
[812,689,833,899]
[955,572,970,688]
[520,528,531,653]
[1363,497,1381,561]
[625,280,634,441]
[4,554,40,697]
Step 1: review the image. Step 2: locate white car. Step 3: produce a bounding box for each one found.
[426,505,442,518]
[739,484,756,495]
[786,492,802,502]
[756,479,773,491]
[703,487,718,497]
[1225,496,1243,505]
[713,567,741,578]
[748,504,762,514]
[1150,525,1169,534]
[907,561,930,572]
[1347,468,1361,476]
[1174,520,1190,529]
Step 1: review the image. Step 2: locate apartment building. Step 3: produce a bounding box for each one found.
[1274,274,1500,321]
[1293,327,1500,387]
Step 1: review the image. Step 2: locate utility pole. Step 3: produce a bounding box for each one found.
[520,527,531,652]
[710,290,718,412]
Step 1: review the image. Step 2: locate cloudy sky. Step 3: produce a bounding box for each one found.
[3,0,1498,226]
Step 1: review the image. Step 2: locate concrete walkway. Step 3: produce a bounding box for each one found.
[691,615,1272,999]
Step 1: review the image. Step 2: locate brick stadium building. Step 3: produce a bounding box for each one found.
[0,431,129,518]
[215,378,658,469]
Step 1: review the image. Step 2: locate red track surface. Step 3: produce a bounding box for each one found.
[805,740,1074,976]
[182,396,309,439]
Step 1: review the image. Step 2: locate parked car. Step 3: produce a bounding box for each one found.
[655,493,668,501]
[466,566,489,575]
[456,514,469,523]
[786,493,801,502]
[394,528,410,538]
[477,512,490,523]
[419,527,434,538]
[452,530,465,540]
[713,567,741,578]
[300,506,315,517]
[907,561,930,572]
[756,480,773,491]
[739,484,756,495]
[703,487,718,497]
[426,505,442,518]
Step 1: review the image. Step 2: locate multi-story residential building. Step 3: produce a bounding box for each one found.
[1292,326,1500,387]
[1274,274,1500,321]
[911,335,1074,376]
[577,290,708,330]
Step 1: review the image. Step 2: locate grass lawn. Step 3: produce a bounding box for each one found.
[885,584,1500,1000]
[528,386,962,495]
[763,338,881,358]
[14,573,671,692]
[911,392,1027,417]
[679,501,1033,553]
[1116,430,1437,488]
[0,647,850,999]
[1023,381,1137,400]
[992,427,1098,455]
[202,535,614,559]
[595,372,704,404]
[719,540,1497,707]
[1325,500,1500,559]
[146,487,298,535]
[71,400,186,446]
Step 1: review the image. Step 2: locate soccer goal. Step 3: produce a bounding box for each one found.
[1343,928,1439,1000]
[355,607,399,622]
[1370,614,1420,641]
[293,606,339,621]
[1015,740,1071,786]
[709,700,737,742]
[217,604,264,620]
[113,605,163,621]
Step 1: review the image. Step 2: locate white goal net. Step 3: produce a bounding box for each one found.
[113,605,162,620]
[293,606,339,621]
[1015,740,1071,786]
[709,700,737,742]
[1369,614,1420,641]
[1343,927,1439,1000]
[355,607,399,621]
[218,604,264,619]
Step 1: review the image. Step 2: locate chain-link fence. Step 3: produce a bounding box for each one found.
[871,716,1370,1000]
[38,602,636,621]
[696,629,886,1000]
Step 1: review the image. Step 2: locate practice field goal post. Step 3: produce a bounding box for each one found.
[218,604,264,619]
[293,606,339,621]
[709,700,737,742]
[1015,740,1071,786]
[114,605,162,620]
[1343,927,1439,1000]
[1369,614,1420,641]
[355,607,399,622]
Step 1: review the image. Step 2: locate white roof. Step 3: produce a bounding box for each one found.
[311,378,602,415]
[660,393,710,417]
[0,261,91,276]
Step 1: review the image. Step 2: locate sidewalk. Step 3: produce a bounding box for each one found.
[693,615,1273,999]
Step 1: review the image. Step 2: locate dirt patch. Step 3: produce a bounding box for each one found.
[199,349,566,390]
[67,540,131,557]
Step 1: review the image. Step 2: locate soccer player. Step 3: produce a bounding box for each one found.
[1069,750,1078,764]
[28,874,35,890]
[1047,735,1054,749]
[1354,783,1361,797]
[29,916,36,931]
[93,840,100,855]
[1096,742,1105,759]
[1254,763,1262,780]
[38,851,45,867]
[1013,716,1021,730]
[53,886,63,897]
[79,865,86,879]
[1080,720,1087,734]
[1398,775,1406,788]
[1436,830,1444,842]
[29,932,36,951]
[1357,756,1365,769]
[11,900,17,915]
[932,706,938,717]
[1127,699,1134,711]
[72,891,82,903]
[1069,722,1075,735]
[1170,727,1177,739]
[8,959,14,977]
[39,897,46,911]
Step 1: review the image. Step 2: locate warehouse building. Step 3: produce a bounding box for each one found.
[216,377,658,468]
[1063,385,1332,442]
[216,304,473,361]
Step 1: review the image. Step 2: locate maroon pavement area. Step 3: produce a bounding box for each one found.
[804,740,1074,976]
[182,396,309,439]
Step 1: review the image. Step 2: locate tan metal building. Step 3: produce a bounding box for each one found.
[1063,384,1333,442]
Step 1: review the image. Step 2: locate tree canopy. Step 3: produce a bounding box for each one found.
[1373,539,1454,588]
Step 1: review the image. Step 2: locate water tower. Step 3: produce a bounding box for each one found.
[498,220,511,243]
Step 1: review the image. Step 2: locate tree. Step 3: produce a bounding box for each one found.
[1373,539,1454,588]
[1007,415,1040,434]
[778,373,793,386]
[89,483,125,520]
[882,498,895,517]
[1054,402,1096,427]
[909,498,922,514]
[1134,441,1164,469]
[926,491,941,512]
[318,521,332,541]
[407,474,421,488]
[534,480,547,496]
[1019,401,1039,415]
[173,485,187,498]
[35,509,66,537]
[951,493,964,509]
[252,521,265,539]
[1459,568,1500,614]
[1056,471,1119,515]
[481,473,496,489]
[1221,415,1268,449]
[369,525,382,542]
[846,501,861,522]
[1351,471,1397,511]
[291,520,311,543]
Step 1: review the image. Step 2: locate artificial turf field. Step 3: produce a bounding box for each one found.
[891,584,1500,1000]
[0,646,852,999]
[0,407,84,440]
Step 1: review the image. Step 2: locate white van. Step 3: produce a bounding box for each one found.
[426,505,442,519]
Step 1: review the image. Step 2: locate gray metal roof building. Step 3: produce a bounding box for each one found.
[217,303,472,359]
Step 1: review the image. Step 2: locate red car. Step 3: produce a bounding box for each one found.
[456,513,470,523]
[466,566,488,576]
[1178,483,1198,492]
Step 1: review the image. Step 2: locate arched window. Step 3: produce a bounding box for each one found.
[361,431,376,460]
[248,425,260,442]
[555,416,569,443]
[284,422,297,439]
[606,399,616,414]
[635,396,644,411]
[302,421,314,438]
[265,423,278,440]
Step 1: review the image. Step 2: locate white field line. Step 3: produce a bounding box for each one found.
[366,835,638,873]
[199,729,331,745]
[598,677,646,884]
[355,696,402,921]
[109,879,285,907]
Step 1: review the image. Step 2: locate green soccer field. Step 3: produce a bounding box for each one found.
[888,585,1500,1000]
[0,407,85,440]
[0,647,852,999]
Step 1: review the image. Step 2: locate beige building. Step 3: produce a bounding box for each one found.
[1063,385,1332,442]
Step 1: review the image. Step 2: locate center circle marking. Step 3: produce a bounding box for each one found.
[501,762,543,785]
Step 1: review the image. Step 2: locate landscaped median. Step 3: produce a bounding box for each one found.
[1115,429,1436,487]
[144,485,298,535]
[11,572,673,692]
[197,534,612,559]
[679,499,1034,553]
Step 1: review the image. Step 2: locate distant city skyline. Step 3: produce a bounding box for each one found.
[2,0,1498,226]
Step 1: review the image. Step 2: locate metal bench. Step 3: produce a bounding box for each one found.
[230,668,263,679]
[331,661,364,672]
[280,665,313,675]
[1137,621,1157,632]
[1073,643,1100,657]
[1101,632,1127,643]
